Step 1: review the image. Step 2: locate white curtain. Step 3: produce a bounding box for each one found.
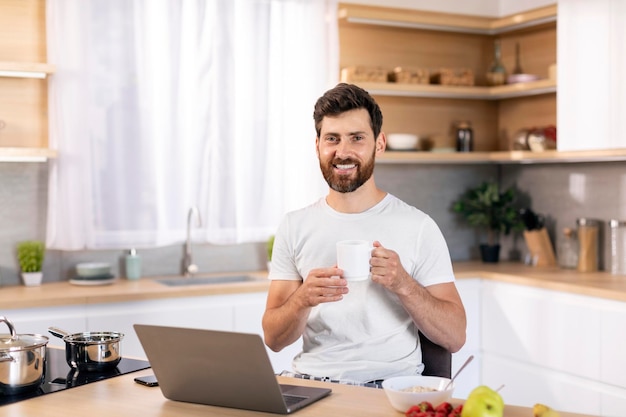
[46,0,336,249]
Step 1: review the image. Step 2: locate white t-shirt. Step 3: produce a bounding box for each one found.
[269,193,455,382]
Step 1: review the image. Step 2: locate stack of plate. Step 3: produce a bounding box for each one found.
[70,262,115,286]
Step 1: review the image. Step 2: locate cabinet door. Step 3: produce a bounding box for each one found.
[483,354,602,416]
[600,298,626,388]
[482,281,601,381]
[558,0,626,150]
[452,278,482,399]
[2,305,87,349]
[86,295,236,359]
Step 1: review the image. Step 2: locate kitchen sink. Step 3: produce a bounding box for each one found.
[156,275,258,287]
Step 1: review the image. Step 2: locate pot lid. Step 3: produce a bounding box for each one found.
[0,316,49,351]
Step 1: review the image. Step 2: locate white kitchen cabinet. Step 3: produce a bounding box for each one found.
[482,281,602,381]
[1,305,87,349]
[482,353,602,416]
[232,292,302,373]
[558,0,626,151]
[85,291,299,373]
[481,280,626,417]
[86,295,236,360]
[452,278,482,399]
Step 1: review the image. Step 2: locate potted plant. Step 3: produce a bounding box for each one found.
[16,240,45,286]
[266,235,275,271]
[452,181,524,263]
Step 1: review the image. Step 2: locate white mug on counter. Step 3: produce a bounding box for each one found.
[336,240,371,281]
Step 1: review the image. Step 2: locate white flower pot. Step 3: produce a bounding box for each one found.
[21,272,43,287]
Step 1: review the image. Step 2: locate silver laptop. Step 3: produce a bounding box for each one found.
[133,324,331,414]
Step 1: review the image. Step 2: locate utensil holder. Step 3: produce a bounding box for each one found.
[523,228,557,267]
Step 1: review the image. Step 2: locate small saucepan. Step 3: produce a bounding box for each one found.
[48,327,124,372]
[0,316,49,395]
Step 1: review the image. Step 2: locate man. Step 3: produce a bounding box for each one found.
[262,83,466,384]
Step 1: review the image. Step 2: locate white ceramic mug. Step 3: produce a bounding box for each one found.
[336,240,371,281]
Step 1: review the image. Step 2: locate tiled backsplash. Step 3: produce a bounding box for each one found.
[1,160,624,286]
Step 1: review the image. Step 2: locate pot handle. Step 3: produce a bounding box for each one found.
[0,352,14,363]
[48,327,70,339]
[0,316,17,340]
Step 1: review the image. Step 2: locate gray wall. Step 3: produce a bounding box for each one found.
[1,160,624,286]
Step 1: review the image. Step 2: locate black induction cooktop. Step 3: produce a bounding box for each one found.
[0,347,150,406]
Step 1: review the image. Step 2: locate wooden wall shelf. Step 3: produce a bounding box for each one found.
[0,61,55,78]
[338,3,557,35]
[355,78,556,100]
[0,147,57,162]
[377,148,626,165]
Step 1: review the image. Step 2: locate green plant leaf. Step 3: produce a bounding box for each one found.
[16,240,45,272]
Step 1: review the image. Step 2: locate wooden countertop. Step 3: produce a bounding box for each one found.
[2,262,626,311]
[0,368,595,417]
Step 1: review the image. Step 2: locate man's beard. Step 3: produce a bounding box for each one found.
[319,151,376,193]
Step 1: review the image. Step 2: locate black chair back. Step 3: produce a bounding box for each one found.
[418,331,451,378]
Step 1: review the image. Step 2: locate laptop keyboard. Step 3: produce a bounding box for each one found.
[283,394,307,407]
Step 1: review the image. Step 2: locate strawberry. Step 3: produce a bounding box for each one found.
[435,402,453,414]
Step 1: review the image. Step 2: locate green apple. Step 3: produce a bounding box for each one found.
[461,385,504,417]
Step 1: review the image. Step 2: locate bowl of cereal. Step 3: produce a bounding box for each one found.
[382,375,454,412]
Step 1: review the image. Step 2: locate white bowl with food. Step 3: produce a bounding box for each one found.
[386,133,419,151]
[382,375,454,412]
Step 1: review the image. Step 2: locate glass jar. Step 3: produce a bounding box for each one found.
[558,227,578,269]
[609,220,626,275]
[455,121,473,152]
[576,218,600,272]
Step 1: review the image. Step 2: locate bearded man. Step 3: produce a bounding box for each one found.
[262,83,466,385]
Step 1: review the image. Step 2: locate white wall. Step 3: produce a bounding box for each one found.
[340,0,555,17]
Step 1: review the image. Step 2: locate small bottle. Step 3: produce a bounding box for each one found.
[609,220,626,275]
[487,39,507,86]
[558,227,578,269]
[125,248,142,280]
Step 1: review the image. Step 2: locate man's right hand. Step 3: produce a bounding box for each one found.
[297,267,349,307]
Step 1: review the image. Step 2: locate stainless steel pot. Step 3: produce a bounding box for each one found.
[0,316,49,395]
[48,327,124,372]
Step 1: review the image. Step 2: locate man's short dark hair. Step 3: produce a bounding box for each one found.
[313,83,383,139]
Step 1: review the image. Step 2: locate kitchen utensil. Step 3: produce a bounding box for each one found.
[443,354,473,390]
[519,208,539,230]
[48,327,123,372]
[0,316,49,394]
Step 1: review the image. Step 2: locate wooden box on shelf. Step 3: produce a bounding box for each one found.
[340,66,389,83]
[388,67,430,85]
[430,68,474,86]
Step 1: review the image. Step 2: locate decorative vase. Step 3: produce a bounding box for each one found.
[21,272,43,287]
[480,244,501,263]
[486,40,506,86]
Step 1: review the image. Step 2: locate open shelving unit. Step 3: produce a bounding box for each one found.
[337,3,624,165]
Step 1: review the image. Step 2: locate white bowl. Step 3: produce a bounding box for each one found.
[386,133,419,151]
[382,375,454,412]
[76,262,111,278]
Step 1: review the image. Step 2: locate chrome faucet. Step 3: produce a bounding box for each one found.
[182,206,202,277]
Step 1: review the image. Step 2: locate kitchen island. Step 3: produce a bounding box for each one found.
[0,368,596,417]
